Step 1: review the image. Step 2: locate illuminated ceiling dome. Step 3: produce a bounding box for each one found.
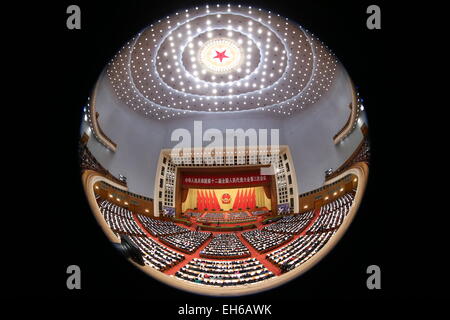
[107,4,338,119]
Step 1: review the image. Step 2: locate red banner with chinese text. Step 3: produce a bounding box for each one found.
[182,173,269,187]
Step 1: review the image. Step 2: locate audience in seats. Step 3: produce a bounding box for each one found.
[203,212,224,220]
[262,211,314,234]
[160,231,211,254]
[251,209,269,216]
[98,200,186,271]
[228,211,250,219]
[197,211,256,223]
[321,193,354,214]
[95,192,356,282]
[267,230,336,272]
[137,214,189,237]
[200,234,250,258]
[184,211,202,218]
[127,235,184,271]
[307,194,354,234]
[99,200,145,236]
[175,258,274,286]
[242,229,293,253]
[99,200,133,218]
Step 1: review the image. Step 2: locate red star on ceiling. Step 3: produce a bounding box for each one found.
[213,50,229,63]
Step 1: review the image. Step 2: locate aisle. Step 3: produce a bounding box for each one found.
[164,236,213,276]
[236,232,282,276]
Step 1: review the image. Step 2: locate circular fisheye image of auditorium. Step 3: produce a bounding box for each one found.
[79,4,369,296]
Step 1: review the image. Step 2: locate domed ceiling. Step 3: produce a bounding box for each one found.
[106,4,338,120]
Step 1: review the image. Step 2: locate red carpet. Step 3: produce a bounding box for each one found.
[236,232,282,275]
[164,235,214,275]
[299,208,321,236]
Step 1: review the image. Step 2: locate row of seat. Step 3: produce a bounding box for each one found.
[200,234,250,258]
[242,229,293,253]
[197,211,256,223]
[228,211,250,219]
[183,211,202,217]
[96,192,356,283]
[321,193,354,214]
[307,208,347,234]
[127,235,184,271]
[160,231,211,253]
[307,194,354,234]
[267,230,336,272]
[175,258,274,286]
[251,210,269,216]
[99,200,134,218]
[99,201,145,236]
[262,211,314,234]
[137,214,189,237]
[202,212,224,219]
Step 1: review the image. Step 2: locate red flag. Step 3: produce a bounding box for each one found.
[208,190,214,211]
[251,188,256,209]
[216,191,221,210]
[240,189,247,210]
[199,190,204,210]
[245,188,250,209]
[204,190,209,210]
[213,190,220,210]
[197,190,202,210]
[233,189,240,210]
[236,189,242,210]
[208,190,213,211]
[201,190,207,211]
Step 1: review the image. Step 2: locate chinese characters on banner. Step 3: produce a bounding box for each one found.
[182,173,269,187]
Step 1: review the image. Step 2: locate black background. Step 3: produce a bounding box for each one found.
[7,0,444,308]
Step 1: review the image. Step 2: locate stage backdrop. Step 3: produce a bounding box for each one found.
[182,186,271,212]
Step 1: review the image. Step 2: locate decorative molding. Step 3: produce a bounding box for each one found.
[333,80,361,144]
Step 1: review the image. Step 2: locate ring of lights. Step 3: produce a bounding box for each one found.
[176,27,283,91]
[107,4,337,119]
[155,14,289,96]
